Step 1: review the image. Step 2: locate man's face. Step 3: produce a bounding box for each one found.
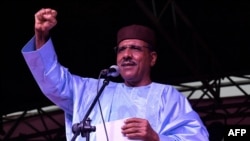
[116,39,157,86]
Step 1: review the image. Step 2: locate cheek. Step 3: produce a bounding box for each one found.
[116,55,121,63]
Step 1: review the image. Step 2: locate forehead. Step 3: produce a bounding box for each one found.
[118,39,149,47]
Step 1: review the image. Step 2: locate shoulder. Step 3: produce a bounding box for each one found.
[152,82,178,91]
[152,82,185,99]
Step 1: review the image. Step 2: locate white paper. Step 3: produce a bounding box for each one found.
[96,118,142,141]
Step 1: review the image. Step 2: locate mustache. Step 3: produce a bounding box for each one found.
[121,59,137,66]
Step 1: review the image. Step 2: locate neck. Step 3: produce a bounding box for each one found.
[124,79,152,87]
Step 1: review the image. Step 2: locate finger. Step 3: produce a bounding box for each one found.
[122,121,140,130]
[124,132,142,139]
[51,9,57,17]
[36,8,57,21]
[35,9,48,22]
[125,117,145,123]
[122,128,144,140]
[122,126,142,136]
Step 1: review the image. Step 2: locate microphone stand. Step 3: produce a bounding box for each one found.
[71,76,110,141]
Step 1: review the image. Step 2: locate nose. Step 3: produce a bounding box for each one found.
[122,48,133,59]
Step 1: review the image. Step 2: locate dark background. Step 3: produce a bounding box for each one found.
[3,0,250,115]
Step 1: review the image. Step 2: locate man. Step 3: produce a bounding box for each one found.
[21,8,209,141]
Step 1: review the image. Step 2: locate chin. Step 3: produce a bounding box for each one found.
[121,74,136,81]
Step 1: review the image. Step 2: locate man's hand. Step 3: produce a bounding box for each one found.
[121,117,159,141]
[34,8,57,49]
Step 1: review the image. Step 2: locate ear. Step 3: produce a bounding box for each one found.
[150,51,157,66]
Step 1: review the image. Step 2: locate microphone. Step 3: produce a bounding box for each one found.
[101,65,120,77]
